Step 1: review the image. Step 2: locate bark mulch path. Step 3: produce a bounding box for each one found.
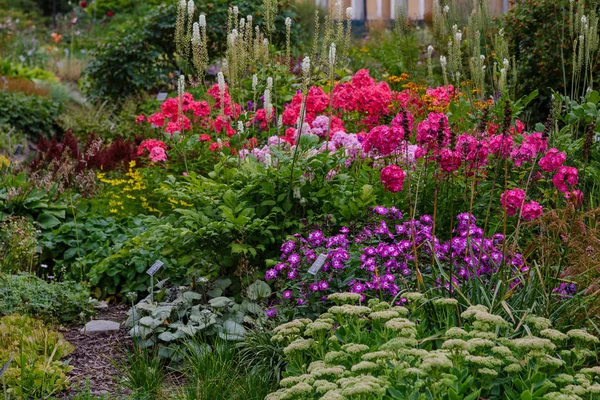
[59,304,132,399]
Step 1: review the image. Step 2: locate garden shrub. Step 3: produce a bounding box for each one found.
[503,0,600,120]
[0,90,62,138]
[266,295,600,399]
[84,4,178,101]
[0,315,74,399]
[0,274,93,324]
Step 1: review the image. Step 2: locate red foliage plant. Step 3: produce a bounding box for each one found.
[30,131,140,173]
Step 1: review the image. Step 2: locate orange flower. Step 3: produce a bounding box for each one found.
[51,32,62,44]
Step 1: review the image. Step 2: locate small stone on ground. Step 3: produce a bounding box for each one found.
[80,319,121,334]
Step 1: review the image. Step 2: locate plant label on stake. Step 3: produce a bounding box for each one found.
[308,254,327,276]
[146,260,164,304]
[156,92,167,102]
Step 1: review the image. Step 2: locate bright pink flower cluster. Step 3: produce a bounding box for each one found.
[489,134,514,158]
[282,86,329,127]
[425,85,456,109]
[144,91,213,137]
[538,148,566,172]
[380,164,405,192]
[415,112,450,156]
[552,166,579,192]
[456,134,489,169]
[333,69,392,128]
[521,201,543,221]
[138,139,167,162]
[500,188,526,216]
[510,132,547,167]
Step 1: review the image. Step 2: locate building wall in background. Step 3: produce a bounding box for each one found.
[303,0,512,20]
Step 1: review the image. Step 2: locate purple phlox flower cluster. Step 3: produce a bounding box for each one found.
[268,208,528,308]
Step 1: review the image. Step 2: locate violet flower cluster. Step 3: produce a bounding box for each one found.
[266,207,529,310]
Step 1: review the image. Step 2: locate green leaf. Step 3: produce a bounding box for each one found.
[247,280,271,300]
[37,212,61,229]
[520,390,533,400]
[387,387,403,399]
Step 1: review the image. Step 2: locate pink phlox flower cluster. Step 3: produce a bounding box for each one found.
[380,164,405,192]
[438,148,462,172]
[213,114,236,137]
[415,112,450,154]
[207,83,241,117]
[510,132,547,166]
[489,134,514,158]
[539,148,566,172]
[521,201,543,221]
[425,85,455,108]
[500,188,526,216]
[391,111,414,139]
[282,86,329,127]
[552,166,579,193]
[564,189,583,206]
[333,69,392,128]
[456,134,489,169]
[363,125,399,156]
[137,139,168,162]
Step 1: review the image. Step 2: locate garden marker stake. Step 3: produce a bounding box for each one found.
[146,260,164,304]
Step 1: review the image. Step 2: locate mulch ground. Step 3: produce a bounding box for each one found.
[59,304,132,399]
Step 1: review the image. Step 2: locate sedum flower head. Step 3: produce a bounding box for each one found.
[362,350,394,361]
[328,292,362,304]
[329,305,371,316]
[442,339,470,352]
[432,298,458,307]
[324,351,348,364]
[527,316,552,331]
[420,353,453,372]
[403,292,425,303]
[305,321,333,336]
[567,329,600,344]
[446,327,469,338]
[350,361,379,372]
[541,329,568,342]
[284,338,315,354]
[314,380,338,394]
[342,343,370,354]
[369,310,400,321]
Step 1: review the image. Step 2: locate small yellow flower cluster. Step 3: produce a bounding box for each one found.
[97,161,158,214]
[0,155,10,169]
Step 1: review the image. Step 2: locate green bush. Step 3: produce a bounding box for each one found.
[503,0,600,120]
[266,294,600,399]
[0,314,74,399]
[0,274,93,324]
[84,1,304,101]
[83,4,178,101]
[0,91,62,139]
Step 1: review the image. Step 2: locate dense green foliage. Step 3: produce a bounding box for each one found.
[0,274,92,324]
[0,91,62,138]
[84,4,178,101]
[504,0,600,120]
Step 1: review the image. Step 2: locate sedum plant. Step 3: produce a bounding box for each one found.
[266,294,600,400]
[124,278,272,360]
[0,315,74,399]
